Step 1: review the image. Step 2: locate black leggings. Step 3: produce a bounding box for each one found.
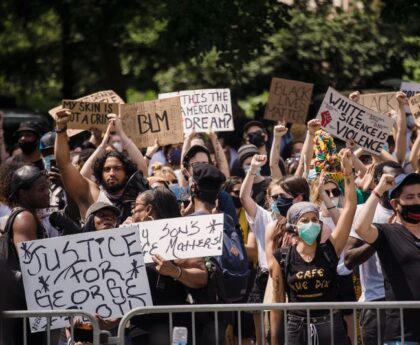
[286,312,350,345]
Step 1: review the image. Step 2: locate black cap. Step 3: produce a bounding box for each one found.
[192,163,226,191]
[243,120,265,134]
[39,131,56,151]
[237,144,258,167]
[85,202,120,220]
[17,121,42,137]
[183,145,211,166]
[389,173,420,199]
[10,165,44,198]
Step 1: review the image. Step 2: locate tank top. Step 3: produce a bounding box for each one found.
[273,239,339,316]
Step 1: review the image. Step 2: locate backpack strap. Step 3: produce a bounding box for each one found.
[279,245,293,299]
[0,207,26,266]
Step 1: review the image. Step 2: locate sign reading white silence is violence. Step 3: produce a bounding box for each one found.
[18,226,152,332]
[317,87,395,154]
[159,88,233,133]
[136,213,224,264]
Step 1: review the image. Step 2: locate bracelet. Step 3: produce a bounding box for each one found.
[372,189,382,199]
[54,126,67,134]
[174,266,183,281]
[145,154,152,160]
[327,205,336,210]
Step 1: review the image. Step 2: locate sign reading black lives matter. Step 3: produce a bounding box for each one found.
[317,87,394,154]
[61,100,120,131]
[18,226,152,332]
[135,214,224,264]
[159,89,234,133]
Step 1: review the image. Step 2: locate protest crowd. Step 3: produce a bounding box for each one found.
[0,82,419,345]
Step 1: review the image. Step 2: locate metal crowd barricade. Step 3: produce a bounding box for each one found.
[114,301,420,345]
[2,309,101,345]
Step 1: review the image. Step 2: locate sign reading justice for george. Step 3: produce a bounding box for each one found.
[18,226,152,332]
[317,87,394,154]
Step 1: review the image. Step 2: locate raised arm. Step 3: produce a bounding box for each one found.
[329,149,357,255]
[80,121,112,179]
[179,131,196,187]
[270,124,287,180]
[410,125,420,173]
[239,154,266,220]
[269,257,286,345]
[394,92,408,164]
[355,174,395,244]
[54,110,97,214]
[295,119,320,177]
[207,131,230,178]
[111,114,148,177]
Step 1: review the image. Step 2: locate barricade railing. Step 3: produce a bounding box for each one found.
[115,301,420,345]
[2,309,101,345]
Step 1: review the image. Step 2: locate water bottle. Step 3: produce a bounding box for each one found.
[172,326,188,345]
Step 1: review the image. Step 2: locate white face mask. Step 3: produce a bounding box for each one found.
[331,197,340,207]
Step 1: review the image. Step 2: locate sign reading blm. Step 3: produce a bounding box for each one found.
[265,78,313,124]
[358,92,398,114]
[120,97,184,148]
[409,93,420,118]
[317,87,394,154]
[136,214,224,264]
[61,100,120,131]
[159,89,233,133]
[18,226,152,332]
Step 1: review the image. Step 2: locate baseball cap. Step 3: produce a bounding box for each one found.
[237,144,258,167]
[243,120,265,134]
[192,163,226,191]
[17,121,42,136]
[182,145,211,166]
[85,202,120,220]
[39,131,56,152]
[389,173,420,199]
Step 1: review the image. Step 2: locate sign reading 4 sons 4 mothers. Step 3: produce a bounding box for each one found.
[317,87,394,154]
[159,89,234,133]
[18,225,152,332]
[136,214,224,264]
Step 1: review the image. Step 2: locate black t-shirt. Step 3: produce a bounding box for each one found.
[274,240,339,316]
[372,222,420,341]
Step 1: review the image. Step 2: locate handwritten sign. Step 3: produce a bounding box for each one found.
[358,92,398,114]
[409,93,420,118]
[159,89,233,132]
[61,101,120,131]
[136,214,224,264]
[401,82,420,114]
[120,97,183,148]
[18,226,152,332]
[317,87,394,154]
[49,90,125,136]
[264,78,313,124]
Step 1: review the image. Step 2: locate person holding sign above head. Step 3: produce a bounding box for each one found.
[54,109,149,222]
[269,149,356,345]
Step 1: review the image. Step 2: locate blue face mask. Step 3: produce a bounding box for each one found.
[297,222,321,245]
[243,165,261,176]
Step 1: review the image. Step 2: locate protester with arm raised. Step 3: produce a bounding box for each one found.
[294,119,321,177]
[270,124,287,180]
[207,130,230,178]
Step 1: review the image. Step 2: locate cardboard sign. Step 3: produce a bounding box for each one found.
[49,90,125,136]
[358,92,399,114]
[136,214,224,264]
[159,89,233,132]
[61,100,120,131]
[401,82,420,114]
[264,78,313,124]
[409,93,420,118]
[120,97,183,148]
[18,226,152,332]
[317,87,394,154]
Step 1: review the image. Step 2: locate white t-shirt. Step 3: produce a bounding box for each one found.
[349,203,393,302]
[245,204,272,270]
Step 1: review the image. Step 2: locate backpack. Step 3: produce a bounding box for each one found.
[207,213,251,303]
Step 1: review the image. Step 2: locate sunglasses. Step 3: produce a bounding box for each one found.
[325,188,341,198]
[270,193,292,201]
[230,190,240,196]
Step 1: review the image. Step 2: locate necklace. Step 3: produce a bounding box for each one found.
[298,250,315,262]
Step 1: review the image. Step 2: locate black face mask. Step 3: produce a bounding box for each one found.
[398,203,420,224]
[19,141,38,155]
[275,197,294,217]
[232,196,242,209]
[248,131,265,148]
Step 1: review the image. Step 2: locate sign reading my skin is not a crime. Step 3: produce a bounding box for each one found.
[317,87,395,154]
[18,225,152,332]
[159,89,234,133]
[120,97,184,148]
